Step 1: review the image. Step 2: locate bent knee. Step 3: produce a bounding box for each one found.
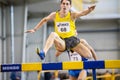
[80,39,87,43]
[55,43,65,51]
[50,32,59,37]
[86,53,92,59]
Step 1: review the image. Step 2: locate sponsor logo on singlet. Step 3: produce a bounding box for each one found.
[56,22,70,32]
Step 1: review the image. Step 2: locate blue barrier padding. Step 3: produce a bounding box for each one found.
[84,61,105,69]
[42,62,62,70]
[1,64,21,72]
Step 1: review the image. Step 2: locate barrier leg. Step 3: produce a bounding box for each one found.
[92,69,96,80]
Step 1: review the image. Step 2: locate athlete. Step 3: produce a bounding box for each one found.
[68,51,88,80]
[26,0,96,60]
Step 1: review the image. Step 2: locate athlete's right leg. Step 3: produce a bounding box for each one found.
[43,32,65,54]
[55,51,63,57]
[72,42,92,59]
[38,32,65,60]
[54,34,66,57]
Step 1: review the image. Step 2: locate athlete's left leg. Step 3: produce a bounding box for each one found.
[77,70,87,80]
[80,39,97,60]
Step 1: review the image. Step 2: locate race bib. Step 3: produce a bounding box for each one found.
[56,22,70,32]
[70,52,82,61]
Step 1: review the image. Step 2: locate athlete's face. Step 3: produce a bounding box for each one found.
[60,0,71,13]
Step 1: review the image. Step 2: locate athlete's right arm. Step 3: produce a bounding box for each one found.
[25,12,56,33]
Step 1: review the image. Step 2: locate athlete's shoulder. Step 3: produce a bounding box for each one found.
[70,11,77,15]
[47,12,56,20]
[50,12,56,15]
[70,11,78,20]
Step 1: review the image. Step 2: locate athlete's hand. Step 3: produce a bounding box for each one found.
[88,4,96,11]
[25,29,35,33]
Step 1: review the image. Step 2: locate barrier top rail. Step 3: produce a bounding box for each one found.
[0,60,120,72]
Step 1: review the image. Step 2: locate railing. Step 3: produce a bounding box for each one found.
[0,60,120,80]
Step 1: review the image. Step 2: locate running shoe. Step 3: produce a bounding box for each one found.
[36,48,45,60]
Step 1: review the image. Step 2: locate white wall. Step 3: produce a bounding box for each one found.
[5,5,26,63]
[14,5,25,63]
[4,4,27,80]
[82,0,120,20]
[0,5,2,80]
[118,20,120,59]
[76,20,119,60]
[94,0,118,14]
[118,0,120,60]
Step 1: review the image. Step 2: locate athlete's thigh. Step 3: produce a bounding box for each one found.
[72,42,91,58]
[80,39,93,50]
[55,51,63,57]
[54,36,66,51]
[78,70,87,80]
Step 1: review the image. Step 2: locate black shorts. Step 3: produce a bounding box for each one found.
[63,36,80,50]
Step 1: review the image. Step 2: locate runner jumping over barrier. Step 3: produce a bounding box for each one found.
[26,0,97,61]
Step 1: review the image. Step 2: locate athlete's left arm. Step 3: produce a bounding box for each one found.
[74,4,96,18]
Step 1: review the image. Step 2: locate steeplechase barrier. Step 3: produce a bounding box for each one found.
[0,60,120,80]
